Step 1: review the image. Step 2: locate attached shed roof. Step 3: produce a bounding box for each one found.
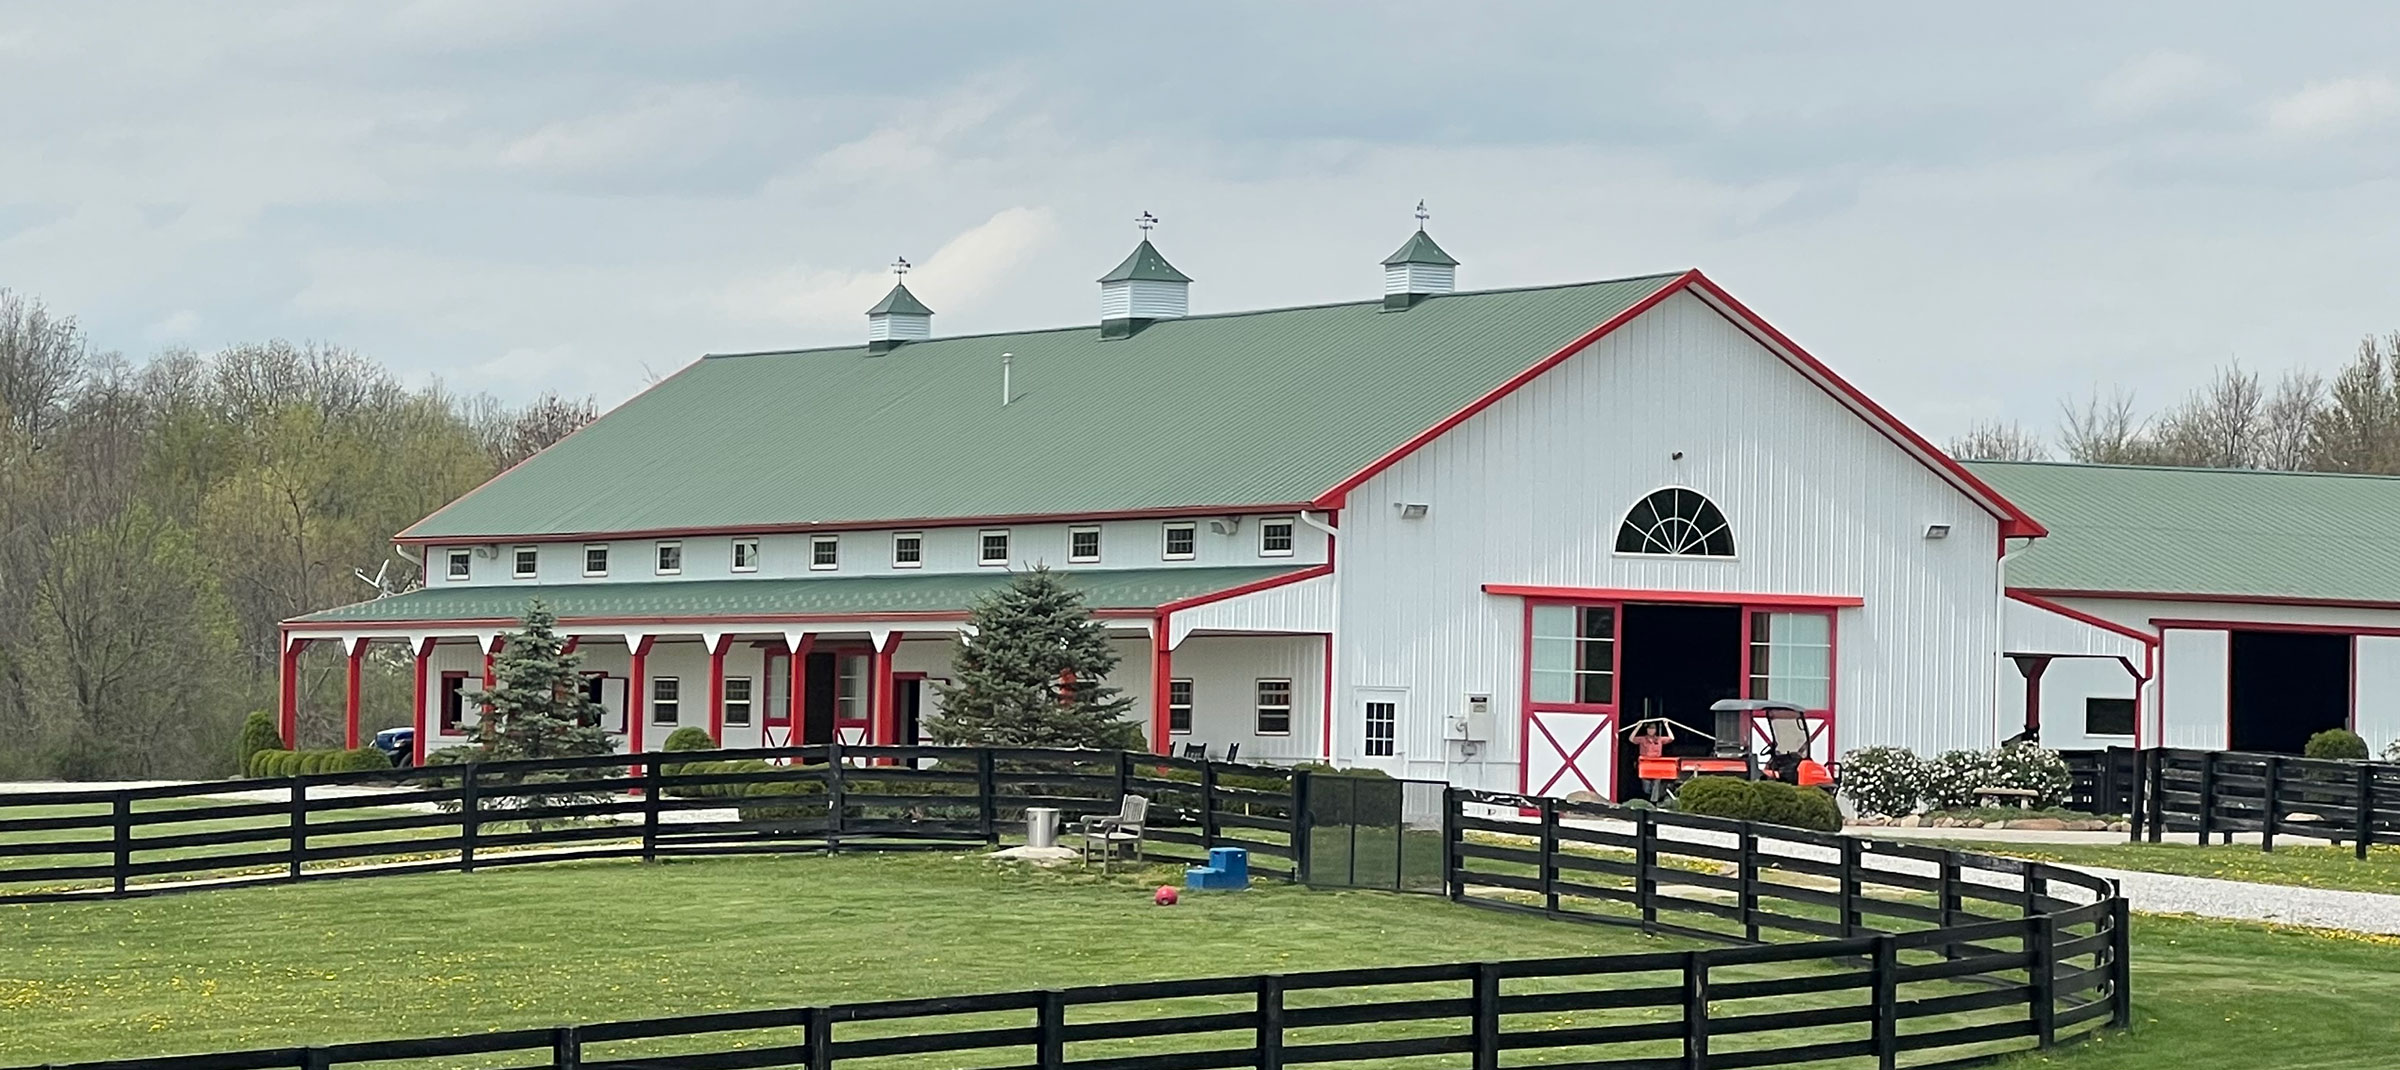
[1969,460,2400,605]
[292,566,1311,626]
[401,273,1687,541]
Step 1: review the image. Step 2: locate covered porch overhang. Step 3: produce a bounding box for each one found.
[2001,590,2159,746]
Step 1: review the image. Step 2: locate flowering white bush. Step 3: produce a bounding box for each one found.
[1918,743,2071,811]
[1926,749,1999,811]
[1838,746,1931,816]
[2383,737,2400,763]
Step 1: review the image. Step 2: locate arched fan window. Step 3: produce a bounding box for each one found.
[1614,488,1735,557]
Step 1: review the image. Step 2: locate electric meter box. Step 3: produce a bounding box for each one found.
[1446,694,1495,740]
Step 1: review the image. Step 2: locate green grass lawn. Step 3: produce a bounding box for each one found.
[4,851,2396,1069]
[1939,840,2400,895]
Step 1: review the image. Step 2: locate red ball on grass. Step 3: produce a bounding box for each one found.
[1155,885,1179,906]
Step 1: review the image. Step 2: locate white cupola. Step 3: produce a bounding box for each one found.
[865,257,932,354]
[1098,212,1191,339]
[1381,202,1458,310]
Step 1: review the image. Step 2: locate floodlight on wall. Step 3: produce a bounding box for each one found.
[1924,523,1952,539]
[1207,516,1241,536]
[1396,503,1430,520]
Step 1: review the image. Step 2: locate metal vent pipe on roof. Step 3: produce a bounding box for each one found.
[1002,352,1013,406]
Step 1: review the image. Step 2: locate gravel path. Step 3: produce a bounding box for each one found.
[2073,864,2400,934]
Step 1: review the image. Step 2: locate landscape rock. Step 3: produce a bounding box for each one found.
[1964,819,1985,828]
[1564,790,1604,804]
[2010,818,2067,831]
[1898,815,1921,828]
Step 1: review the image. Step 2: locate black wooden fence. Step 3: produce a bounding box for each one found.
[2,780,2130,1070]
[2134,745,2400,857]
[2056,747,2141,818]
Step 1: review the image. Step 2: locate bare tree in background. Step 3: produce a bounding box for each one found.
[2148,363,2268,468]
[2311,333,2400,474]
[2257,370,2325,471]
[2057,389,2154,464]
[0,290,85,442]
[1945,420,2049,461]
[470,391,597,469]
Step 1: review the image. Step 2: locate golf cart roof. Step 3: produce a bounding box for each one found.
[1708,699,1808,714]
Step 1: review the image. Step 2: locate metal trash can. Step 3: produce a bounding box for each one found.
[1025,807,1061,849]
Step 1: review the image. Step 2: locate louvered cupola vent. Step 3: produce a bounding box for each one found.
[865,268,933,355]
[1099,213,1190,339]
[1381,228,1458,310]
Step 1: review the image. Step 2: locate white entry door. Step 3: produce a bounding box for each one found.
[1526,710,1614,800]
[1355,688,1408,775]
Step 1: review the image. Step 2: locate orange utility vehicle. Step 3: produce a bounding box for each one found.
[1626,698,1835,803]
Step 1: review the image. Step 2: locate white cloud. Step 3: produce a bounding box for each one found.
[144,309,200,341]
[501,84,757,177]
[2265,75,2400,136]
[715,206,1059,330]
[2092,51,2230,119]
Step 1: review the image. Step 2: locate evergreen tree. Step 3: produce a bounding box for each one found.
[463,601,612,760]
[933,567,1145,750]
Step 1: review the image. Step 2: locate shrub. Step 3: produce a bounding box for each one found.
[1925,749,1998,812]
[2384,737,2400,763]
[2306,728,2370,761]
[236,713,284,776]
[1983,742,2071,808]
[248,749,289,777]
[1838,746,1930,817]
[297,751,328,776]
[1763,784,1843,832]
[1673,777,1760,821]
[661,726,717,752]
[331,747,395,773]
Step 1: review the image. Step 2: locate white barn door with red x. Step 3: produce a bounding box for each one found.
[1525,710,1614,799]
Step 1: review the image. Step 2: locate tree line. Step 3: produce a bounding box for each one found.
[0,289,595,779]
[1948,332,2400,472]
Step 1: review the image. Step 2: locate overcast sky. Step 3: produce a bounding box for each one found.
[3,2,2396,440]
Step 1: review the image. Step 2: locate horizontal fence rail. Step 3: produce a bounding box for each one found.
[0,743,1321,901]
[2135,745,2400,857]
[4,781,2130,1070]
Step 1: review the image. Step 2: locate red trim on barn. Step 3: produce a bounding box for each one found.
[707,634,733,742]
[397,502,1324,547]
[872,632,903,747]
[1483,584,1863,609]
[1149,617,1172,754]
[2019,588,2400,612]
[283,607,1161,631]
[627,636,656,753]
[1156,564,1334,614]
[2004,590,2160,648]
[411,638,434,765]
[2150,617,2400,638]
[344,641,365,751]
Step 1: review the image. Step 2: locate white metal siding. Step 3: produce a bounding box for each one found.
[2355,636,2400,755]
[1172,573,1335,645]
[1998,655,2140,751]
[1335,291,2004,791]
[1384,264,1455,297]
[2159,628,2229,749]
[1172,635,1323,762]
[866,313,931,342]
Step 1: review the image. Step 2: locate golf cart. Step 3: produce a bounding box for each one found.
[1625,698,1834,803]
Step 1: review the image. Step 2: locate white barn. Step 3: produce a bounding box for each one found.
[288,224,2358,798]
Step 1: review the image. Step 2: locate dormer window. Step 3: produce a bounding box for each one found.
[655,541,683,575]
[512,546,539,579]
[446,549,471,581]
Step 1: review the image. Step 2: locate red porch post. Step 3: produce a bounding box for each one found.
[278,633,305,747]
[410,638,434,766]
[789,634,814,746]
[708,634,732,743]
[628,636,655,753]
[872,632,903,746]
[343,639,366,750]
[2012,655,2052,741]
[1150,615,1173,754]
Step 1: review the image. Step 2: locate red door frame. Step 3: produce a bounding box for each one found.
[1516,598,1623,797]
[1736,606,1841,764]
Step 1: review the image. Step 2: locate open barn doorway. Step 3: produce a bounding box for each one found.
[2228,630,2351,754]
[1614,604,1744,800]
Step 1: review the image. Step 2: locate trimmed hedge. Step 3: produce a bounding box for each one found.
[2306,728,2369,760]
[1671,776,1840,833]
[661,726,717,752]
[245,747,392,778]
[236,712,284,775]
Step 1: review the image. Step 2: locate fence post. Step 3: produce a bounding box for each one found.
[1681,951,1709,1070]
[1838,838,1862,938]
[111,791,132,895]
[1291,770,1313,886]
[2127,748,2144,841]
[551,1025,581,1070]
[288,777,307,880]
[2261,755,2281,852]
[2029,911,2057,1049]
[2108,894,2133,1029]
[640,754,662,863]
[1937,851,1961,961]
[2195,750,2216,846]
[1538,796,1559,914]
[1471,962,1500,1070]
[2356,763,2375,862]
[1259,974,1287,1070]
[2144,749,2165,843]
[827,749,847,853]
[1037,990,1066,1070]
[1200,760,1220,848]
[978,748,999,845]
[1114,750,1131,802]
[302,1048,330,1070]
[1739,827,1759,942]
[459,762,481,873]
[1636,809,1658,932]
[1872,934,1898,1070]
[805,1007,833,1070]
[1443,788,1463,902]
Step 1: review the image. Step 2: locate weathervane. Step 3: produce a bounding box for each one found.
[891,256,911,276]
[1136,210,1159,235]
[1414,200,1429,231]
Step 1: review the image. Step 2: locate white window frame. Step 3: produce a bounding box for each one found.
[583,544,610,577]
[978,529,1011,567]
[811,534,840,571]
[1255,678,1293,736]
[1258,517,1295,558]
[892,531,923,569]
[731,537,760,573]
[1068,525,1103,564]
[1363,698,1398,757]
[651,677,681,725]
[446,548,472,581]
[723,676,753,727]
[1162,522,1197,561]
[512,546,539,579]
[1168,678,1193,734]
[655,541,683,576]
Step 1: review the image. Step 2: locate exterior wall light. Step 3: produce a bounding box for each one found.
[1397,503,1430,520]
[1924,523,1952,539]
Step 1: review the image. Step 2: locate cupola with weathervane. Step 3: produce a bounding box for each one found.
[1098,211,1191,339]
[865,256,933,353]
[1381,201,1457,310]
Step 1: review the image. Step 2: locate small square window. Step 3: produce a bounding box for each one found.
[512,546,539,578]
[811,534,839,570]
[731,538,760,572]
[1255,679,1293,735]
[1069,526,1102,564]
[1163,522,1197,561]
[1168,679,1193,734]
[893,532,923,568]
[723,676,753,727]
[1364,701,1397,757]
[2085,697,2136,737]
[1259,517,1295,557]
[583,545,609,577]
[979,530,1010,566]
[446,549,471,581]
[655,541,682,575]
[651,677,681,726]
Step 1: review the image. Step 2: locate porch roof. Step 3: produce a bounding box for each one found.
[288,566,1313,627]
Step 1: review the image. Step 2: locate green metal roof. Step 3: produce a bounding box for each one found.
[294,566,1310,624]
[1969,460,2400,604]
[401,272,1683,540]
[1382,230,1459,267]
[1096,239,1193,283]
[865,282,933,316]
